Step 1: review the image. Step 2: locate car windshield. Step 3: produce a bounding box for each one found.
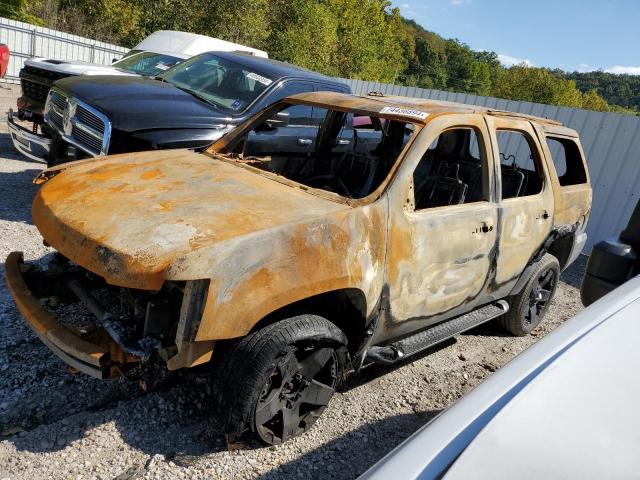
[158,53,275,112]
[217,105,418,200]
[112,51,182,76]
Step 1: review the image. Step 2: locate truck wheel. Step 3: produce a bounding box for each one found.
[498,253,560,336]
[216,315,348,445]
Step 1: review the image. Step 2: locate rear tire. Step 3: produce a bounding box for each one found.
[498,253,560,336]
[214,315,348,445]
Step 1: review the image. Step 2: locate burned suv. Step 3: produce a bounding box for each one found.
[6,92,591,445]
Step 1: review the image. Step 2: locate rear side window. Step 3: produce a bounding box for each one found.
[497,130,544,199]
[546,137,588,186]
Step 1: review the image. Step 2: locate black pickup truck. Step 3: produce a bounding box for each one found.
[18,51,350,166]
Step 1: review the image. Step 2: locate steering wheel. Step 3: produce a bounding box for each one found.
[305,174,352,197]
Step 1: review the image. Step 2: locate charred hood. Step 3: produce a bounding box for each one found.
[54,75,232,131]
[32,150,346,289]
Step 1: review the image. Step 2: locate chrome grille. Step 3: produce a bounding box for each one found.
[48,108,63,131]
[72,125,103,152]
[50,90,67,110]
[75,104,105,135]
[44,88,111,157]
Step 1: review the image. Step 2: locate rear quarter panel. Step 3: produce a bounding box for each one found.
[535,124,592,228]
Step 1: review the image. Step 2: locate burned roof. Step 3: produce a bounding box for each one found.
[286,91,565,127]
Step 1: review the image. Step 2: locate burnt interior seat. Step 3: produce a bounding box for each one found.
[501,163,526,198]
[456,160,483,202]
[415,163,468,209]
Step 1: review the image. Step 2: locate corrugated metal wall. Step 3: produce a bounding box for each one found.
[0,17,128,83]
[342,78,640,251]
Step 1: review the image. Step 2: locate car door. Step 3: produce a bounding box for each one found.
[381,114,498,341]
[485,116,555,295]
[245,81,316,156]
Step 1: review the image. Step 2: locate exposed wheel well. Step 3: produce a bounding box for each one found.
[547,233,574,270]
[248,288,368,353]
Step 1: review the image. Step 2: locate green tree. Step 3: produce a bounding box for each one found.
[402,35,448,89]
[326,0,405,81]
[581,88,609,112]
[268,0,339,76]
[444,40,492,95]
[472,50,503,86]
[493,65,580,107]
[197,0,270,49]
[1,0,46,24]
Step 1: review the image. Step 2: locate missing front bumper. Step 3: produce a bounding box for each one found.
[4,252,139,379]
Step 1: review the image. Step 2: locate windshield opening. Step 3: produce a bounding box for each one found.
[112,51,182,76]
[158,53,275,112]
[218,104,418,200]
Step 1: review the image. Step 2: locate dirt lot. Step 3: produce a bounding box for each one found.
[0,83,586,480]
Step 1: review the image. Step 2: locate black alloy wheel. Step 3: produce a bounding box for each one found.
[498,253,560,336]
[254,346,339,444]
[215,315,348,445]
[526,268,557,328]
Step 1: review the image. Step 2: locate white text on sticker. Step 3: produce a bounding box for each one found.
[247,72,273,86]
[379,106,429,120]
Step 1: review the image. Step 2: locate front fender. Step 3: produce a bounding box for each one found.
[165,206,388,341]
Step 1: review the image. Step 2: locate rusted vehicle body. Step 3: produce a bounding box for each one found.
[6,92,591,445]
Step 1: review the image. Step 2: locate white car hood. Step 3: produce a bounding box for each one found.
[25,57,138,77]
[444,294,640,479]
[359,277,640,480]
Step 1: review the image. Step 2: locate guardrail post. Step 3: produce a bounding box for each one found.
[90,43,96,63]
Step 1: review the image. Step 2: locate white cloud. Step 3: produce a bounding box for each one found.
[498,53,534,67]
[399,2,416,15]
[605,65,640,75]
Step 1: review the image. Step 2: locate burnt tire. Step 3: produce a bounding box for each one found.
[498,253,560,336]
[214,315,348,445]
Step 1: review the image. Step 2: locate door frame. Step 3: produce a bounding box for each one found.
[484,116,555,295]
[375,113,500,343]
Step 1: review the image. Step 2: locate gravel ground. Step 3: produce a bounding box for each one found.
[0,83,586,480]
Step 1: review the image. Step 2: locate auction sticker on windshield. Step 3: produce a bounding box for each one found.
[247,72,273,86]
[379,106,429,120]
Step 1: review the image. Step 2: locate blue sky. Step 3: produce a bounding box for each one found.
[392,0,640,74]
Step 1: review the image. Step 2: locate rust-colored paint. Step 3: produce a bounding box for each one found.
[18,91,591,370]
[534,123,592,227]
[166,340,215,370]
[32,149,349,290]
[193,204,387,340]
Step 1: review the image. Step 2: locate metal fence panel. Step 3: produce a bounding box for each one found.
[341,78,640,252]
[0,16,128,83]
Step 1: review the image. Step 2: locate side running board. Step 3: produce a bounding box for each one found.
[366,300,509,365]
